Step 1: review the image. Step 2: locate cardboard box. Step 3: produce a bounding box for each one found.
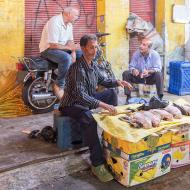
[171,140,190,168]
[103,131,171,160]
[104,148,171,187]
[171,124,190,144]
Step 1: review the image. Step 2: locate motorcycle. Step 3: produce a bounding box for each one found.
[18,57,58,114]
[18,32,116,114]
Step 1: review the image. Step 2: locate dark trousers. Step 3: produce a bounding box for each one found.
[122,70,163,97]
[60,88,118,166]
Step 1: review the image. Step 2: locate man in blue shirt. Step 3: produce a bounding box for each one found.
[122,38,163,103]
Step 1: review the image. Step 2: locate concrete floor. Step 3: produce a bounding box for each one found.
[34,166,190,190]
[0,92,190,189]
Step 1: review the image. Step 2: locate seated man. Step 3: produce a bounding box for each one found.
[39,6,82,100]
[122,38,163,104]
[59,34,132,182]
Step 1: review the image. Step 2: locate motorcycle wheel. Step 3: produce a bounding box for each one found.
[22,77,57,114]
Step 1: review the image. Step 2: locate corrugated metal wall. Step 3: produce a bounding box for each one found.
[129,0,155,59]
[25,0,97,57]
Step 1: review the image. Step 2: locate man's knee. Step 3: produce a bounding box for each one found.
[107,88,118,106]
[80,110,96,127]
[108,88,117,97]
[154,72,163,80]
[61,53,72,64]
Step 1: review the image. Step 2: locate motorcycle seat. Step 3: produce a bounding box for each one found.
[28,57,57,71]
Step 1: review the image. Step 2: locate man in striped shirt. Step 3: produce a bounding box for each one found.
[59,34,132,182]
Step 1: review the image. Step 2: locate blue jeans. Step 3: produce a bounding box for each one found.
[41,49,82,88]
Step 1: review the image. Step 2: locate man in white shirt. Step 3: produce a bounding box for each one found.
[39,6,82,100]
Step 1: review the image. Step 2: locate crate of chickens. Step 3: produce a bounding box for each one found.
[171,140,190,168]
[102,103,189,159]
[104,147,171,187]
[102,104,185,158]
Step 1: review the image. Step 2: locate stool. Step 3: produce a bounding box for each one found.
[54,111,84,150]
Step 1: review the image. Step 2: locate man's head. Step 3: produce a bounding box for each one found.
[80,34,98,61]
[139,38,152,55]
[63,7,79,23]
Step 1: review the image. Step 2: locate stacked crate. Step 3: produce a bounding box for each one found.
[102,131,172,187]
[168,61,190,95]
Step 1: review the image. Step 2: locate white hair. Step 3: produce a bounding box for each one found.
[64,6,79,14]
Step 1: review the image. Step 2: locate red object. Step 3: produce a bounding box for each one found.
[16,63,25,71]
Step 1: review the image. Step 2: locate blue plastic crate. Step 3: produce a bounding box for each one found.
[54,111,84,150]
[168,61,190,95]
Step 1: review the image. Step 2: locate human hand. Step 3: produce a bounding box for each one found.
[71,51,76,63]
[99,102,117,115]
[142,70,149,78]
[67,41,76,51]
[117,80,133,90]
[75,43,81,50]
[132,69,139,76]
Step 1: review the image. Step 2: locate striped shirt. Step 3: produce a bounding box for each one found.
[129,49,162,73]
[60,56,118,109]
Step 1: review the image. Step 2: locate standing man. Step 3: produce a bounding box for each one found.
[122,38,163,104]
[59,34,132,182]
[39,6,82,100]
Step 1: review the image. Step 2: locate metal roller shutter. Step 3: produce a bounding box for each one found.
[129,0,155,60]
[25,0,97,57]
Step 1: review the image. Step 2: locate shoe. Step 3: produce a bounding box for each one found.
[91,164,114,182]
[53,84,64,101]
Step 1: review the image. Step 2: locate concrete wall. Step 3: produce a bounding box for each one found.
[156,0,185,58]
[97,0,186,81]
[0,0,24,71]
[156,0,185,86]
[97,0,129,79]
